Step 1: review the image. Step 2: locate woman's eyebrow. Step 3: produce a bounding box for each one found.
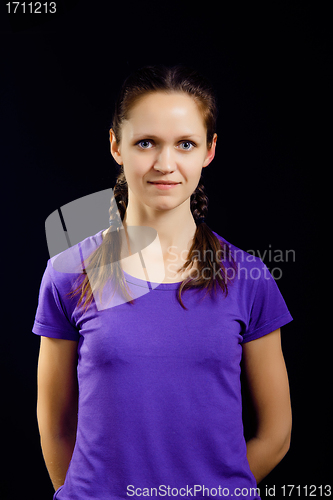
[132,133,202,141]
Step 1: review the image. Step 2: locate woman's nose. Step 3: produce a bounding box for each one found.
[153,146,176,173]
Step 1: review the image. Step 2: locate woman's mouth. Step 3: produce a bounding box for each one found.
[147,181,181,190]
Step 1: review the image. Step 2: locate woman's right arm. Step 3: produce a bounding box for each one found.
[37,336,79,492]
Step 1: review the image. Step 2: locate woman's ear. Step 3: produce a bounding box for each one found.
[203,133,217,168]
[109,129,123,165]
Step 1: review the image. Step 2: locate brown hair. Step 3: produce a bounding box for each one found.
[69,65,236,311]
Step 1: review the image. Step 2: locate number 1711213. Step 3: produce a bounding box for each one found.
[281,485,331,497]
[6,2,57,14]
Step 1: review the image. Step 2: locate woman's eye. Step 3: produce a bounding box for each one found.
[137,140,153,149]
[179,141,195,151]
[136,139,195,150]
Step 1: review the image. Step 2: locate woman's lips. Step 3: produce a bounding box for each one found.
[148,182,180,190]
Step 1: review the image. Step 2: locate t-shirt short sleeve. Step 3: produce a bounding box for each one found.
[32,260,80,341]
[241,262,293,344]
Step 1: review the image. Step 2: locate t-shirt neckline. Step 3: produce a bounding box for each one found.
[96,228,183,290]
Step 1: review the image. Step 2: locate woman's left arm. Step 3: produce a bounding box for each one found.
[242,328,292,484]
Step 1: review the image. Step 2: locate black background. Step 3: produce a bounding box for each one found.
[1,1,331,498]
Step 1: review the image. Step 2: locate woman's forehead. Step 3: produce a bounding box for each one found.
[123,92,206,137]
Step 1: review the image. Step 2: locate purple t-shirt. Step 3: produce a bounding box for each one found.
[32,229,292,500]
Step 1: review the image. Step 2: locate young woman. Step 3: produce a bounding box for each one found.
[33,65,293,500]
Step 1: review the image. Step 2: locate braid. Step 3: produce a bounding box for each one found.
[190,178,208,224]
[109,168,127,225]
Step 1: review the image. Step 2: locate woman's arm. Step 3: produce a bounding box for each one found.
[242,328,292,484]
[37,336,79,491]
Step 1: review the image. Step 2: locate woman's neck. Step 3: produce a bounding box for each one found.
[123,206,197,259]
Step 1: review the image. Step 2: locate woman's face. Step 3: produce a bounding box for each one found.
[110,91,217,214]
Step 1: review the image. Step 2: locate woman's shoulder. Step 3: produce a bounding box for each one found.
[211,229,264,270]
